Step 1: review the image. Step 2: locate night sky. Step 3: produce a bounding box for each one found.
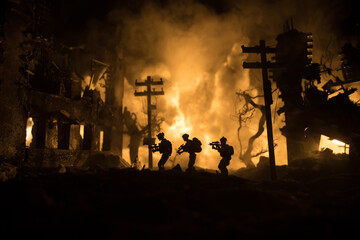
[43,0,359,44]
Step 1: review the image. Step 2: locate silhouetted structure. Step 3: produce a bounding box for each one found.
[272,24,360,163]
[303,87,360,161]
[271,24,360,165]
[272,26,319,164]
[242,40,277,180]
[177,134,202,172]
[210,137,234,176]
[152,132,172,171]
[0,1,127,168]
[134,76,164,169]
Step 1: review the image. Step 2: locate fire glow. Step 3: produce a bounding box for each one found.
[319,135,349,154]
[25,117,34,147]
[119,2,290,169]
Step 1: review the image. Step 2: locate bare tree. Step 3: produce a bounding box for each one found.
[235,91,268,168]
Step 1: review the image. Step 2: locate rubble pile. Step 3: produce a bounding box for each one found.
[0,162,17,182]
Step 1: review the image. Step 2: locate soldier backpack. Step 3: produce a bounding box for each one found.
[160,139,172,155]
[192,137,202,153]
[228,145,234,155]
[166,139,173,155]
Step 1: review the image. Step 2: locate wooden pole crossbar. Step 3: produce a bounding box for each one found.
[134,76,164,169]
[242,40,277,180]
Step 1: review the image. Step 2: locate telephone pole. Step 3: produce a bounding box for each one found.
[134,76,164,169]
[242,40,278,180]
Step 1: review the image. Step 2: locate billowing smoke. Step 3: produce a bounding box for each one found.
[96,0,358,169]
[112,1,254,169]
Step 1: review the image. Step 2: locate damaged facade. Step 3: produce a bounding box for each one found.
[272,23,360,165]
[0,1,359,170]
[0,1,128,168]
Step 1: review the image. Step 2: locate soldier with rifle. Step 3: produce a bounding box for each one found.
[210,137,234,176]
[177,133,202,172]
[152,132,172,171]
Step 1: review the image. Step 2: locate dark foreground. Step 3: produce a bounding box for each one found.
[1,162,360,239]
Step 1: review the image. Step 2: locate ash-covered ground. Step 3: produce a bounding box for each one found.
[1,157,360,239]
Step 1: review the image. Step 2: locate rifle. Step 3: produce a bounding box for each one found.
[209,141,220,150]
[151,144,160,152]
[176,144,185,154]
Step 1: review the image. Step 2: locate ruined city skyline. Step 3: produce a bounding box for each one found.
[0,0,359,170]
[1,1,360,238]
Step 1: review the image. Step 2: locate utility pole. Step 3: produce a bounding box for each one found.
[134,76,164,169]
[242,40,278,180]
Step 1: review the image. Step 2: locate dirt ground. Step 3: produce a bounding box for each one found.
[1,158,360,239]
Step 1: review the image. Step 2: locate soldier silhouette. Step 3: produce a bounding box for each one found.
[152,132,172,171]
[211,137,234,176]
[177,133,202,172]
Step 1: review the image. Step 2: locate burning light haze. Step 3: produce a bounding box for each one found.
[119,1,282,169]
[74,0,358,169]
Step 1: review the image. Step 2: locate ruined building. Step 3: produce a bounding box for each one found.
[272,24,360,165]
[0,1,128,168]
[306,42,360,161]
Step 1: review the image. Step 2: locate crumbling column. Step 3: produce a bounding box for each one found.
[273,28,314,164]
[102,126,112,151]
[69,124,81,150]
[58,121,70,149]
[31,117,46,149]
[83,124,93,150]
[0,8,27,163]
[92,125,100,151]
[45,118,58,149]
[71,72,82,100]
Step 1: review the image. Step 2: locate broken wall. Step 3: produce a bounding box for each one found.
[0,11,27,163]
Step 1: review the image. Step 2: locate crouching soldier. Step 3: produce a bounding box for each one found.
[210,137,234,176]
[153,132,172,171]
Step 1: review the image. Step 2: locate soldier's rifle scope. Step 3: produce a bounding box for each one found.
[176,144,185,154]
[209,141,220,149]
[151,144,159,152]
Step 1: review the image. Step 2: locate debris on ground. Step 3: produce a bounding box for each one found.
[0,162,17,182]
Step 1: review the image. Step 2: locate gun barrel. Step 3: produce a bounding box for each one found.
[209,141,220,150]
[151,144,159,152]
[176,145,184,154]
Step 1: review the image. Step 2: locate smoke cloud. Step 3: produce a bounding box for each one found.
[90,0,358,168]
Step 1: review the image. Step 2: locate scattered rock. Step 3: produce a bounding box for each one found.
[85,153,131,169]
[0,162,17,182]
[57,164,67,174]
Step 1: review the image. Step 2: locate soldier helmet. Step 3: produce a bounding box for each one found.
[157,132,164,138]
[182,133,189,139]
[220,136,227,143]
